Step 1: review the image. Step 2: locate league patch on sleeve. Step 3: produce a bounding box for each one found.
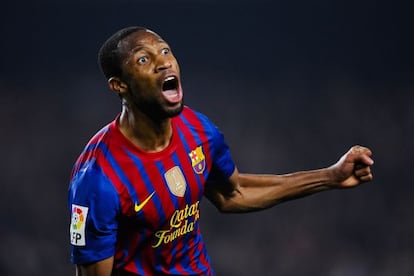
[70,204,89,246]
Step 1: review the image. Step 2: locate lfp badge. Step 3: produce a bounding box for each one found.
[189,146,206,174]
[70,204,88,246]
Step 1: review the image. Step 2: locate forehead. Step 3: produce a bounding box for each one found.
[118,30,167,54]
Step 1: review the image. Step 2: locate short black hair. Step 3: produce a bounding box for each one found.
[98,26,147,80]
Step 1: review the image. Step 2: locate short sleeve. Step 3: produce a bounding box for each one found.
[195,113,236,185]
[210,126,236,179]
[68,159,120,264]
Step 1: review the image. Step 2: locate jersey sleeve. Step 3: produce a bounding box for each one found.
[210,126,236,179]
[68,159,120,264]
[195,111,236,182]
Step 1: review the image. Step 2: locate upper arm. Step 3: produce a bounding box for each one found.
[69,163,120,266]
[204,167,241,212]
[202,115,239,211]
[205,169,293,213]
[76,256,114,276]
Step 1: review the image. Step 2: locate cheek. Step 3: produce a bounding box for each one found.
[172,59,180,71]
[129,79,160,99]
[126,71,152,89]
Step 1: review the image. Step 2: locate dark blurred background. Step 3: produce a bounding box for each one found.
[1,0,413,275]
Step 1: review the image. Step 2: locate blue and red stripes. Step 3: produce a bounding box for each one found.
[69,107,232,275]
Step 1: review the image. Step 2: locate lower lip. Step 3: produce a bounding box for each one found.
[162,87,182,104]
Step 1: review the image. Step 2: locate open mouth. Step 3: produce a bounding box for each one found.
[162,76,178,91]
[161,76,182,104]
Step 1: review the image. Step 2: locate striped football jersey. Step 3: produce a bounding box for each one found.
[68,106,235,275]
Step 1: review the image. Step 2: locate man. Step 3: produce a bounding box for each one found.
[68,26,374,276]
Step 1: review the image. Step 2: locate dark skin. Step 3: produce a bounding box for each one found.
[77,29,374,276]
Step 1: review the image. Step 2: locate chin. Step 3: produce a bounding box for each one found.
[166,102,184,118]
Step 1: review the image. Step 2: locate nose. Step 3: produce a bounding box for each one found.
[155,56,172,72]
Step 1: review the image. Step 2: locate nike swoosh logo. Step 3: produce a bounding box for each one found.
[134,192,155,213]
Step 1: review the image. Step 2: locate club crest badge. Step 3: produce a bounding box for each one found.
[189,146,206,174]
[164,166,187,197]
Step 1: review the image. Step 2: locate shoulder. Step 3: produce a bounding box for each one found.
[70,119,119,178]
[70,158,114,196]
[69,119,122,212]
[176,106,219,134]
[86,119,118,152]
[69,157,120,211]
[175,106,230,153]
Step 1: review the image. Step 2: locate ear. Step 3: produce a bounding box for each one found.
[108,77,128,95]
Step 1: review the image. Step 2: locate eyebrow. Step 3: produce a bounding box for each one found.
[130,45,145,54]
[130,39,168,54]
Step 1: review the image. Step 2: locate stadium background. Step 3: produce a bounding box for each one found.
[1,0,413,275]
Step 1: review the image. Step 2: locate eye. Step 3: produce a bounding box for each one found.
[161,48,170,55]
[137,56,148,64]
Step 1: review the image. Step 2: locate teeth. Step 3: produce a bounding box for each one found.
[165,76,175,82]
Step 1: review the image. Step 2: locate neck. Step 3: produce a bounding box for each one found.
[118,104,173,153]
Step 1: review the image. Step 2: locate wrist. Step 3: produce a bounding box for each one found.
[324,165,341,188]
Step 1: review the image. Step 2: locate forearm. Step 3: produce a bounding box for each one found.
[219,168,335,213]
[206,145,373,213]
